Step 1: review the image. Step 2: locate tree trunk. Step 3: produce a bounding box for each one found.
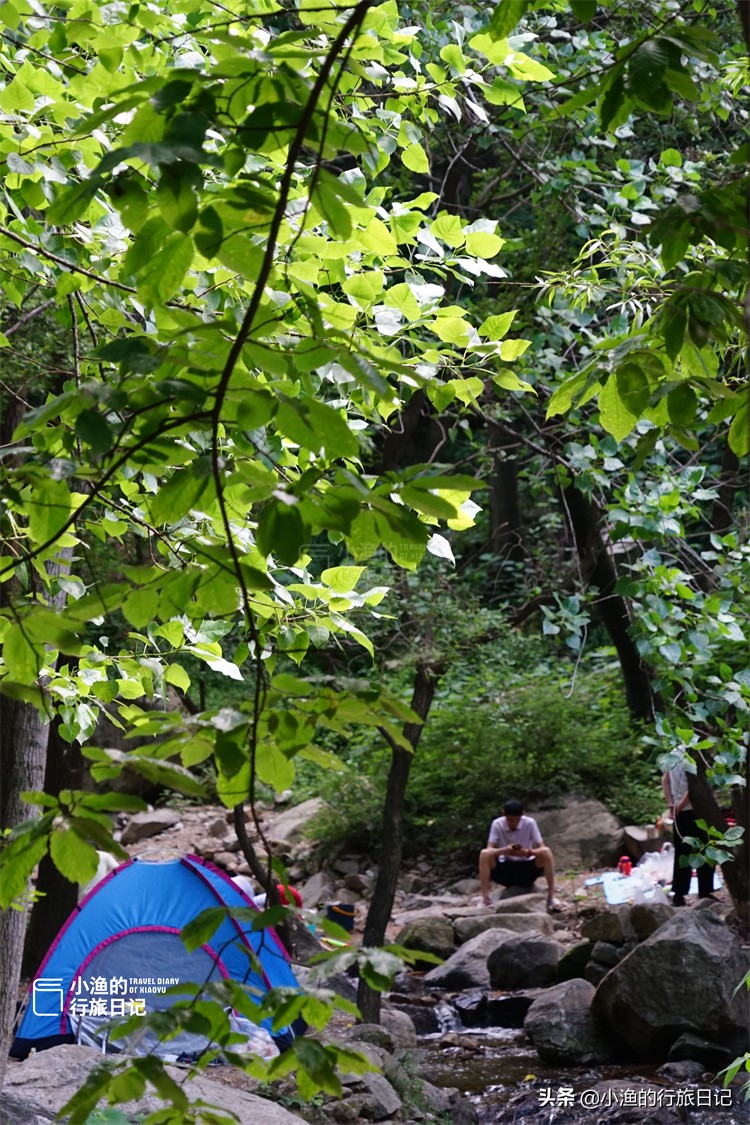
[560,484,656,721]
[688,753,749,927]
[22,715,85,978]
[0,698,53,1090]
[357,658,444,1024]
[487,422,524,564]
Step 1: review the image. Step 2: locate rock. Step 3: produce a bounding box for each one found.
[395,915,455,960]
[623,824,663,859]
[493,892,547,914]
[629,902,674,939]
[0,1089,56,1125]
[120,808,182,844]
[667,1032,736,1069]
[401,893,465,912]
[380,1006,417,1047]
[423,929,518,990]
[557,940,594,981]
[525,979,620,1064]
[485,992,541,1028]
[454,911,553,944]
[205,815,229,837]
[214,850,241,870]
[487,934,564,989]
[656,1059,707,1083]
[355,1072,403,1119]
[300,870,335,908]
[581,906,634,943]
[333,857,360,876]
[398,873,430,894]
[351,1024,396,1051]
[344,872,373,894]
[3,1045,309,1123]
[590,941,623,968]
[386,997,440,1035]
[592,907,750,1058]
[534,797,623,870]
[453,990,487,1028]
[265,797,327,844]
[451,877,481,895]
[419,1078,475,1123]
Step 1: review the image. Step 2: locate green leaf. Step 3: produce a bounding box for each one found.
[728,399,749,456]
[256,501,308,565]
[479,311,517,340]
[488,0,529,40]
[600,72,626,130]
[615,363,650,416]
[402,143,429,174]
[598,376,639,442]
[628,38,671,90]
[164,663,191,692]
[465,230,504,259]
[667,384,697,427]
[26,477,74,544]
[136,232,194,306]
[181,906,227,951]
[75,409,114,454]
[49,824,100,885]
[47,178,102,225]
[156,164,200,232]
[570,0,596,22]
[321,566,366,593]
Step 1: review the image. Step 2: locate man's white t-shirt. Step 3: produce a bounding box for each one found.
[488,814,543,859]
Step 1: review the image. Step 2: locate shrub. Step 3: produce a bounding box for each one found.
[308,662,663,860]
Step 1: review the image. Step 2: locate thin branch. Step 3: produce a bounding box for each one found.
[1,299,56,337]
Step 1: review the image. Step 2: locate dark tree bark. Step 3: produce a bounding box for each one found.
[21,715,85,978]
[0,697,53,1089]
[560,484,656,721]
[710,443,742,537]
[487,421,524,562]
[373,391,447,473]
[688,753,749,927]
[357,657,444,1024]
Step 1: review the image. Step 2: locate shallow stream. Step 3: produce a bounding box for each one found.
[412,1015,747,1124]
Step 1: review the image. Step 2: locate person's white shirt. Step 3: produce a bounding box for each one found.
[488,814,542,859]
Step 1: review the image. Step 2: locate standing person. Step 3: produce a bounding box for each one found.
[662,761,714,906]
[478,799,562,912]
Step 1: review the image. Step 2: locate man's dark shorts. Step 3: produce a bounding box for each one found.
[491,858,541,888]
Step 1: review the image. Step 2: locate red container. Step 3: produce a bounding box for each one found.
[618,856,632,876]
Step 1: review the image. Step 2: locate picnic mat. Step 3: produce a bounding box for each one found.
[584,869,723,905]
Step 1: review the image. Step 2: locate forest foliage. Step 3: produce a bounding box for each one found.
[0,0,748,1112]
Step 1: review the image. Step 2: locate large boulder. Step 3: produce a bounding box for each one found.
[592,908,750,1058]
[487,934,564,988]
[265,797,327,844]
[524,979,620,1064]
[3,1046,309,1123]
[396,914,456,960]
[454,911,553,944]
[581,906,634,943]
[423,928,518,990]
[629,901,674,939]
[534,797,623,870]
[493,892,547,914]
[120,808,182,845]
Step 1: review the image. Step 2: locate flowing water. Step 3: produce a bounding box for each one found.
[412,1015,748,1124]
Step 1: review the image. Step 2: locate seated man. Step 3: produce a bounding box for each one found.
[478,798,562,912]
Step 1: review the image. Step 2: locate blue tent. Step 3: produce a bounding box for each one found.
[12,854,302,1059]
